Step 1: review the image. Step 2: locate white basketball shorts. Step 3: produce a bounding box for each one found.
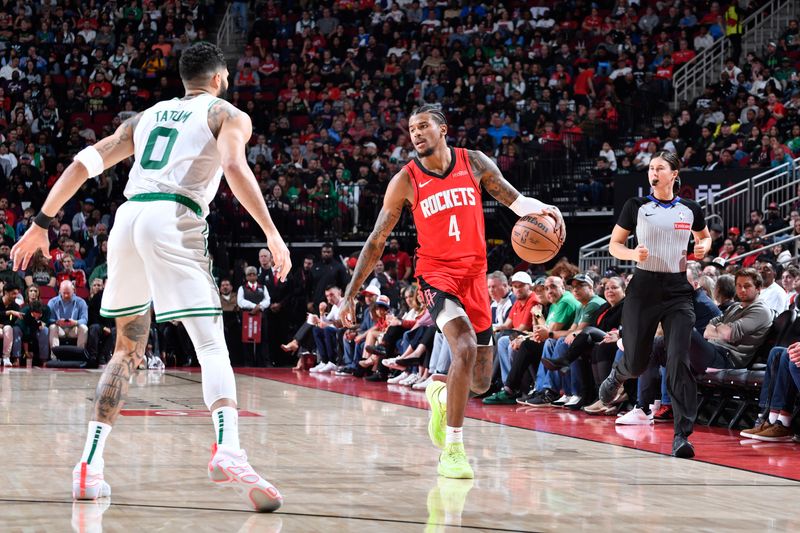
[100,195,221,323]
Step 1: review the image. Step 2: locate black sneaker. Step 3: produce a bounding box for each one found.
[335,366,354,376]
[523,388,559,407]
[599,368,626,405]
[516,389,538,405]
[672,435,695,459]
[365,372,388,382]
[365,345,387,356]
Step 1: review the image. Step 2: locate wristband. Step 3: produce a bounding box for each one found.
[509,195,548,217]
[74,145,105,178]
[548,330,554,339]
[33,211,54,230]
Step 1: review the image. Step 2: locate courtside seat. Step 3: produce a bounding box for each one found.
[696,308,795,428]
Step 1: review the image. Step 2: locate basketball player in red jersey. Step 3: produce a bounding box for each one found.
[341,105,562,478]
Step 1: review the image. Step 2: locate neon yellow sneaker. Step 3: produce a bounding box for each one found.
[425,380,447,449]
[438,442,474,479]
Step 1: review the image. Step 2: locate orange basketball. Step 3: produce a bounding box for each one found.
[511,214,565,264]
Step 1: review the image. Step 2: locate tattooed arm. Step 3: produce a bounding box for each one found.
[215,100,292,281]
[11,114,141,271]
[467,149,564,230]
[340,169,413,327]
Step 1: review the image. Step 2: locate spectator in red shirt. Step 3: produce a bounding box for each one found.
[86,71,113,98]
[494,272,540,382]
[672,39,696,66]
[573,61,596,108]
[55,254,87,288]
[382,238,412,282]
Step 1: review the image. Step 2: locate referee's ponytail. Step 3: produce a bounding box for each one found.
[653,151,682,194]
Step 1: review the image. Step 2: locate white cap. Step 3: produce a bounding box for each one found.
[361,285,381,296]
[510,271,533,285]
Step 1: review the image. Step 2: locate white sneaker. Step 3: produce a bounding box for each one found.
[320,361,337,373]
[615,407,654,425]
[402,373,421,386]
[2,357,11,367]
[308,362,325,373]
[72,460,111,500]
[208,444,283,512]
[552,394,570,406]
[399,373,419,386]
[564,395,582,408]
[412,376,432,390]
[387,371,410,384]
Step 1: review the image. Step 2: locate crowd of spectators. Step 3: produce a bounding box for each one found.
[230,0,800,218]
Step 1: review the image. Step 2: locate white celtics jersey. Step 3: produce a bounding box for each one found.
[125,92,223,217]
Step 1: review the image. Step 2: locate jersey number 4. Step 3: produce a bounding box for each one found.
[141,126,179,170]
[448,215,461,241]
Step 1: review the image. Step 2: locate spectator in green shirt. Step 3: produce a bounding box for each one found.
[483,276,579,404]
[534,273,608,408]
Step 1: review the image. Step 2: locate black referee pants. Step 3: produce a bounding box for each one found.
[616,269,696,438]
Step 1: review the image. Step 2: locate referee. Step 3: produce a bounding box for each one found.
[599,151,711,458]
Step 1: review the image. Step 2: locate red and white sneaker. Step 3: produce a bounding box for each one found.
[208,444,283,512]
[72,460,111,500]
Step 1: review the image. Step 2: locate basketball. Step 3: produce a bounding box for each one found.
[511,214,565,264]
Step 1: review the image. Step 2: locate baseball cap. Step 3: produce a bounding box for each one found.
[375,295,391,308]
[361,285,380,297]
[364,142,377,149]
[510,271,533,285]
[709,257,727,270]
[346,257,357,269]
[768,201,779,209]
[768,41,776,47]
[532,276,547,287]
[84,197,95,204]
[570,273,593,286]
[728,226,741,235]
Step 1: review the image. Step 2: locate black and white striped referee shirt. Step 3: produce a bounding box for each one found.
[617,195,705,273]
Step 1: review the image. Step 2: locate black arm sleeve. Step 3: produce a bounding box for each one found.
[617,197,641,232]
[684,199,706,232]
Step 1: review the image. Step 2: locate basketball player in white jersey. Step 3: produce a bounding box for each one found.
[11,43,290,512]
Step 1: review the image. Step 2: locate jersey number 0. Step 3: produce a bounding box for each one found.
[141,126,179,170]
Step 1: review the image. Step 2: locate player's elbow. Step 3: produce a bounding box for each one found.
[221,158,247,177]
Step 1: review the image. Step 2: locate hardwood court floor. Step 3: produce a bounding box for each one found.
[1,367,799,533]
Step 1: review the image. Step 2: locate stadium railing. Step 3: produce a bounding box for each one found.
[673,0,800,109]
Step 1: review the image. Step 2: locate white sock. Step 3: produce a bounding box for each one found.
[80,421,112,465]
[445,425,463,445]
[212,406,240,450]
[778,413,792,427]
[768,411,779,423]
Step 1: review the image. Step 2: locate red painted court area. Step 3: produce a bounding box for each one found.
[235,368,800,482]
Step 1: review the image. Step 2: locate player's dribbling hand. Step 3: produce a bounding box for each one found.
[339,298,356,328]
[10,224,50,272]
[266,231,292,282]
[633,244,649,263]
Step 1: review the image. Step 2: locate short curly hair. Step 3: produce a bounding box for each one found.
[179,42,226,82]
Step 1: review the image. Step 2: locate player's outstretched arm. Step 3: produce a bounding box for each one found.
[467,149,564,229]
[340,170,412,327]
[10,114,141,271]
[215,102,291,281]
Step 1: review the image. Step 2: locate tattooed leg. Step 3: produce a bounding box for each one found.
[470,345,494,395]
[92,313,151,425]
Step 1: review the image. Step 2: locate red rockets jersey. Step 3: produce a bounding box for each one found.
[404,147,487,278]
